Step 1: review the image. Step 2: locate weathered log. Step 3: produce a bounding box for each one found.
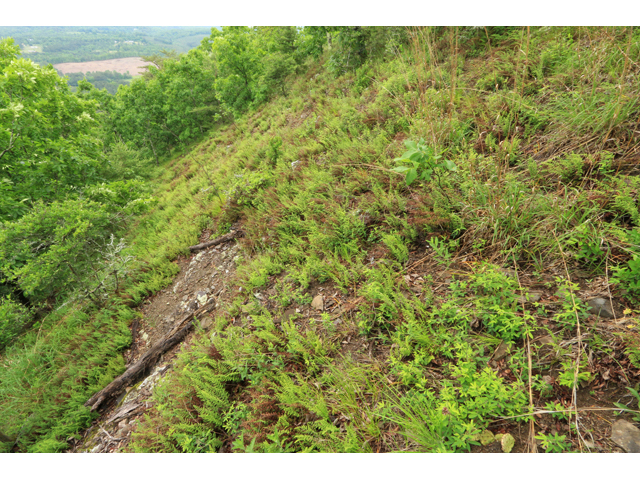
[85,299,216,411]
[188,230,244,252]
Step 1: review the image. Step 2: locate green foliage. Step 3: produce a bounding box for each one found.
[381,232,409,263]
[546,153,584,184]
[0,304,131,452]
[4,26,640,453]
[0,199,115,302]
[613,386,640,423]
[468,263,528,342]
[0,38,102,221]
[535,432,572,453]
[613,257,640,303]
[392,139,456,186]
[553,279,589,329]
[0,296,32,350]
[383,345,527,452]
[557,356,593,390]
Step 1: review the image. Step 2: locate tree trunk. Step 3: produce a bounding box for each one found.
[84,298,216,411]
[188,229,243,252]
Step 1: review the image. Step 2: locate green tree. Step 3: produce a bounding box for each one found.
[0,199,115,303]
[209,27,263,115]
[0,38,102,221]
[258,52,297,99]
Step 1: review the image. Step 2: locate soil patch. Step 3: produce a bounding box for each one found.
[53,57,151,76]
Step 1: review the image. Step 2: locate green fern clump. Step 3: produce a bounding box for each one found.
[0,296,32,350]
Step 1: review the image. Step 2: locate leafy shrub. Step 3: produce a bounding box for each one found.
[393,138,456,186]
[0,199,115,302]
[612,256,640,302]
[102,141,154,180]
[546,153,584,184]
[0,296,32,350]
[381,233,409,263]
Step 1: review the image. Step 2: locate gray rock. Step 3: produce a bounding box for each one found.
[200,318,213,330]
[276,308,296,324]
[493,342,511,361]
[196,291,208,306]
[517,291,542,303]
[311,295,324,311]
[587,297,616,319]
[611,419,640,452]
[500,268,516,278]
[536,335,554,345]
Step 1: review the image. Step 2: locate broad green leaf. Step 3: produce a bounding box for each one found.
[399,149,416,160]
[409,151,423,162]
[405,168,418,185]
[392,166,410,173]
[444,160,457,171]
[420,169,433,181]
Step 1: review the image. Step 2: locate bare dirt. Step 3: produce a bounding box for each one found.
[53,57,151,76]
[70,229,243,453]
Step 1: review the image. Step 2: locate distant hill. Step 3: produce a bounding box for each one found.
[0,26,216,65]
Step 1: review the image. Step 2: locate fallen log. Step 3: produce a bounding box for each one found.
[85,299,216,411]
[188,230,244,252]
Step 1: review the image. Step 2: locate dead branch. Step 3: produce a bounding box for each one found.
[84,298,216,411]
[188,230,244,252]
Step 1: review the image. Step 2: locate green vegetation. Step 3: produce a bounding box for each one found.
[64,70,133,95]
[2,26,640,453]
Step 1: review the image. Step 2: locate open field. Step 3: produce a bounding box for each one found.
[53,57,151,76]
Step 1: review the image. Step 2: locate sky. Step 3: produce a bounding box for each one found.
[2,1,634,27]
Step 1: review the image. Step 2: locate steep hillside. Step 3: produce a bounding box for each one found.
[2,26,640,453]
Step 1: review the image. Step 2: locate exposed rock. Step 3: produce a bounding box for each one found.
[493,342,511,361]
[501,433,515,453]
[535,335,554,345]
[587,297,616,319]
[477,429,495,446]
[199,317,213,330]
[311,295,324,311]
[196,291,208,307]
[500,268,516,278]
[517,291,542,303]
[611,419,640,452]
[276,308,296,324]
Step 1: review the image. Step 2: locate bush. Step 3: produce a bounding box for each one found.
[0,199,116,302]
[0,296,32,350]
